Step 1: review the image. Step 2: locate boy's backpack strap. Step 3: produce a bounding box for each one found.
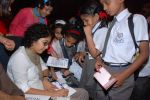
[128,14,139,50]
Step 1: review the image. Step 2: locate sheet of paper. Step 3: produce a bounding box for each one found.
[52,82,76,97]
[94,67,116,90]
[25,94,50,100]
[55,71,67,84]
[47,56,68,68]
[69,61,82,81]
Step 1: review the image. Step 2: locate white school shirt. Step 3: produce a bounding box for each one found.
[88,21,108,59]
[139,43,150,77]
[103,9,149,63]
[51,39,86,58]
[7,46,47,93]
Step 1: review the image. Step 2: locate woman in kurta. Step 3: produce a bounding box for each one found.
[9,0,54,37]
[7,23,89,99]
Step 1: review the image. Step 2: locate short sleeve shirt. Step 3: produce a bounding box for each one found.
[103,9,149,63]
[88,21,108,59]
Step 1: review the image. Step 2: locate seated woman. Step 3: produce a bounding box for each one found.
[9,0,54,37]
[7,24,88,99]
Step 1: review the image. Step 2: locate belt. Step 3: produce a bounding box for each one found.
[104,62,130,67]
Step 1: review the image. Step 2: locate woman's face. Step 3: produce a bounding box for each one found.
[54,27,63,40]
[39,5,53,17]
[31,36,51,54]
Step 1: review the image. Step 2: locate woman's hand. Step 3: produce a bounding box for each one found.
[0,36,15,51]
[43,78,57,91]
[54,89,69,97]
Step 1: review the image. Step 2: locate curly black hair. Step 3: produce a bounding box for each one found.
[23,24,52,48]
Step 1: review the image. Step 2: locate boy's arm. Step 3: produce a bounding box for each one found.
[114,41,149,87]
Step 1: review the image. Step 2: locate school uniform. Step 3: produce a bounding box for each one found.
[96,9,149,100]
[79,21,108,98]
[51,39,85,81]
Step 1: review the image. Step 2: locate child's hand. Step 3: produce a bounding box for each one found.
[63,70,71,77]
[83,25,92,36]
[95,59,105,71]
[112,72,126,88]
[74,52,86,64]
[51,72,58,80]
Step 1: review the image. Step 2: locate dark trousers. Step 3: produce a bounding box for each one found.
[131,77,150,100]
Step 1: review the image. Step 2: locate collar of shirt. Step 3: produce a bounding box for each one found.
[115,9,131,22]
[92,21,101,33]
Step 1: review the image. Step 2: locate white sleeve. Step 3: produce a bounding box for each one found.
[77,40,86,52]
[8,53,30,93]
[93,27,108,51]
[134,14,149,42]
[40,57,48,71]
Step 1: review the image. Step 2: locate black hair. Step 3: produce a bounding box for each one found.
[80,0,108,28]
[50,23,65,40]
[23,24,52,48]
[51,23,65,35]
[0,0,11,17]
[37,0,55,9]
[80,0,103,16]
[62,24,85,42]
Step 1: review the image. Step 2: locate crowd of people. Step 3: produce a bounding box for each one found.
[0,0,150,100]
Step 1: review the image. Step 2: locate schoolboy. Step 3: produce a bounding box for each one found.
[95,0,149,100]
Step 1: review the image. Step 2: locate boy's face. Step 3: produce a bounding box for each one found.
[100,0,124,16]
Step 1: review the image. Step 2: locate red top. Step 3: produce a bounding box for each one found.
[0,20,8,35]
[9,8,47,37]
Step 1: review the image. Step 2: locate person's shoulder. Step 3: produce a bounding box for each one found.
[132,14,147,23]
[19,7,33,14]
[96,27,108,34]
[10,46,26,59]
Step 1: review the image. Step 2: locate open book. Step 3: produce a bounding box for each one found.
[47,56,68,68]
[94,67,116,90]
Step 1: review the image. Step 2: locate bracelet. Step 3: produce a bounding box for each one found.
[94,52,102,59]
